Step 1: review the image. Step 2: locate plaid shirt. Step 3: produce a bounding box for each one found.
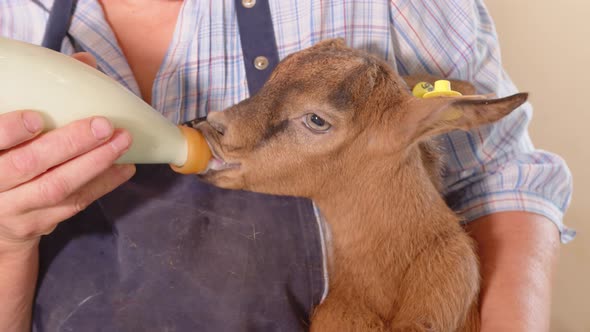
[0,0,574,242]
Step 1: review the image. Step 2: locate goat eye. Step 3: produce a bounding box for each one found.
[304,113,331,132]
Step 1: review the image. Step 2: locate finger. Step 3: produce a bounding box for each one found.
[0,111,44,150]
[71,52,98,68]
[36,164,136,231]
[0,116,117,192]
[3,129,132,213]
[2,164,136,242]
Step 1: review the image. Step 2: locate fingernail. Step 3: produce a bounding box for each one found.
[110,132,132,153]
[22,112,43,133]
[91,117,113,140]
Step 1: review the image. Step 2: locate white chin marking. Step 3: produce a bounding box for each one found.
[204,157,239,173]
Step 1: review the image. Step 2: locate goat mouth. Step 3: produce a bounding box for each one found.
[195,124,241,174]
[205,156,241,173]
[202,145,241,174]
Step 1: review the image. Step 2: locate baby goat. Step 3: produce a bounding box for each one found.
[197,39,527,331]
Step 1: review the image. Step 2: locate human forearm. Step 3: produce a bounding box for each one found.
[466,211,559,332]
[0,53,133,332]
[0,241,39,332]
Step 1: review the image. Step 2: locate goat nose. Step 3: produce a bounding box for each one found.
[206,111,227,135]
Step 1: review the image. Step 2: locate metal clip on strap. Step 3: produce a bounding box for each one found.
[234,0,280,96]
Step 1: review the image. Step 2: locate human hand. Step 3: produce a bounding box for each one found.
[0,52,135,252]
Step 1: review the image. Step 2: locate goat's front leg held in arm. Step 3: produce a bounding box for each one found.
[310,291,387,332]
[390,236,480,332]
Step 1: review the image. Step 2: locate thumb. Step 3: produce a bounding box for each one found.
[71,52,98,68]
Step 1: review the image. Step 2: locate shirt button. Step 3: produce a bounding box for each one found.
[242,0,256,8]
[254,56,269,70]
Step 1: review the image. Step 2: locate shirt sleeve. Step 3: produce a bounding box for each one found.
[389,0,574,243]
[0,0,49,43]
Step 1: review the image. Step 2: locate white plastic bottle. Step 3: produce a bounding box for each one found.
[0,37,211,174]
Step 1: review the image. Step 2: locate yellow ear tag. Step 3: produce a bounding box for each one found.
[421,80,462,98]
[412,81,435,98]
[413,80,464,120]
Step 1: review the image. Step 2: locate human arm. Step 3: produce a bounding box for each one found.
[467,212,559,332]
[389,0,573,329]
[0,54,135,331]
[443,1,572,328]
[0,241,38,332]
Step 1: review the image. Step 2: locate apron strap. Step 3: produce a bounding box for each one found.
[42,0,78,51]
[234,0,280,96]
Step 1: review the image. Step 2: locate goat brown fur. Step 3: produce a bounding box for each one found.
[197,39,528,332]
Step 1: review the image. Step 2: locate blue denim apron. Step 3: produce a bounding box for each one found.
[33,1,325,331]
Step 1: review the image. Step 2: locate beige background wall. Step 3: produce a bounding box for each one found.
[486,1,589,331]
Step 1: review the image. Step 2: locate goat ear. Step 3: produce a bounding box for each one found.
[398,93,528,144]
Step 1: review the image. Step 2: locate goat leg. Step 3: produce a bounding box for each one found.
[456,301,480,332]
[310,292,388,332]
[389,235,480,332]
